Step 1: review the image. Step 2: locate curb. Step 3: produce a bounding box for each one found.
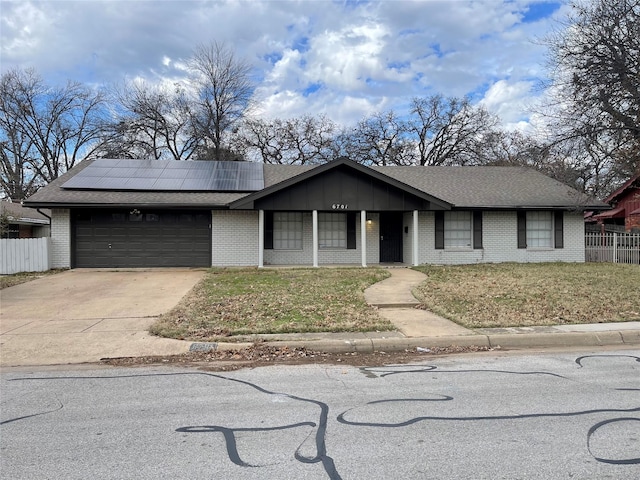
[196,329,640,355]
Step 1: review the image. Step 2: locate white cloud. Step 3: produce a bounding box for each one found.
[480,79,541,130]
[0,0,566,128]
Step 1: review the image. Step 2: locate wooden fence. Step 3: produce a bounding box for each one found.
[585,232,640,265]
[0,238,52,274]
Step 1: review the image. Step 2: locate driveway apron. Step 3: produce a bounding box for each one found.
[0,269,204,366]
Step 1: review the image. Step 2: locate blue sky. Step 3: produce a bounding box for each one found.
[0,0,567,129]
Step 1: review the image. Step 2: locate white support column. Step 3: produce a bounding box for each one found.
[258,210,264,268]
[312,210,319,267]
[413,210,419,266]
[361,210,367,267]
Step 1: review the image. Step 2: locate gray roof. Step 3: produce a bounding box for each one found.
[24,158,607,210]
[25,160,249,208]
[1,200,50,224]
[371,166,604,209]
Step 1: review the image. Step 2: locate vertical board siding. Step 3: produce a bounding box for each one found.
[0,237,52,274]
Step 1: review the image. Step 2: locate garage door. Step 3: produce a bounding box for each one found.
[73,210,211,268]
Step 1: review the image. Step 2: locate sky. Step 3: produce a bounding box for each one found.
[0,0,570,130]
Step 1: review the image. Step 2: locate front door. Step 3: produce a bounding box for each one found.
[379,212,403,263]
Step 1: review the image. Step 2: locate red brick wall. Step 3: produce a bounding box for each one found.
[18,225,33,238]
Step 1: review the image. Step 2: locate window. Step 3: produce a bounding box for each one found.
[526,211,553,248]
[1,224,19,239]
[518,211,563,249]
[435,211,482,250]
[319,212,346,248]
[444,211,472,248]
[273,212,302,250]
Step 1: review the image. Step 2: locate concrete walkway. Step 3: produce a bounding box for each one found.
[364,268,474,337]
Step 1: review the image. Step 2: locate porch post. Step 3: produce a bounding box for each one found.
[361,210,367,267]
[413,210,419,266]
[258,209,264,268]
[312,210,319,267]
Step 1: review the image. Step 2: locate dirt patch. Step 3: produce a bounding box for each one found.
[101,343,495,371]
[0,269,64,289]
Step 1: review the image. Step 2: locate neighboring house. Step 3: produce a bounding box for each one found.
[585,172,640,233]
[23,157,607,269]
[0,200,51,239]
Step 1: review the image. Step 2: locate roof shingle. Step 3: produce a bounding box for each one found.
[24,159,607,210]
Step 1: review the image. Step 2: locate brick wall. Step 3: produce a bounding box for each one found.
[51,209,70,268]
[265,212,379,265]
[212,209,586,267]
[627,214,640,232]
[47,208,587,269]
[211,210,259,266]
[419,210,585,264]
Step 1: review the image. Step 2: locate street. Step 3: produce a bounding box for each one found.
[1,348,638,479]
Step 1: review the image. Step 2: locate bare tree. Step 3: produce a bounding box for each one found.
[239,115,336,164]
[0,68,106,199]
[469,129,546,167]
[189,41,254,161]
[409,95,497,166]
[344,110,414,166]
[99,81,198,160]
[542,0,640,194]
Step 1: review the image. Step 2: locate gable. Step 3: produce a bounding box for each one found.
[231,160,451,211]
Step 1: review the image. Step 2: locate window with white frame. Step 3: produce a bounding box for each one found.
[526,211,553,248]
[444,211,472,248]
[319,212,346,248]
[273,212,302,250]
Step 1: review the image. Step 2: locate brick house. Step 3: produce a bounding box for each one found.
[24,157,607,269]
[586,172,640,232]
[0,200,51,239]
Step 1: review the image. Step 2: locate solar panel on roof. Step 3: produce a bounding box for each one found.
[153,178,185,190]
[62,160,264,192]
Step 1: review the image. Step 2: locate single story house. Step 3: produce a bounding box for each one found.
[23,157,607,269]
[585,172,640,232]
[0,200,51,239]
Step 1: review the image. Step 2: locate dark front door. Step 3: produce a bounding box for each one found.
[379,212,403,263]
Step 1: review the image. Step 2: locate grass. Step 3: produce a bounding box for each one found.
[150,267,392,341]
[0,269,64,289]
[413,263,640,328]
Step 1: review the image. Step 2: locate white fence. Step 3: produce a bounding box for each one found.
[0,238,52,274]
[585,232,640,265]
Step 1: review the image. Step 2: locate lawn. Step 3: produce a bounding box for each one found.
[151,267,392,341]
[413,263,640,328]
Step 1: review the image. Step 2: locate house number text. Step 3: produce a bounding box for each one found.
[332,204,349,210]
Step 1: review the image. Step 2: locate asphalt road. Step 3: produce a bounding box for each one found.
[1,348,639,479]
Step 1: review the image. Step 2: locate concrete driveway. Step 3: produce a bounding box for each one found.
[0,269,205,367]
